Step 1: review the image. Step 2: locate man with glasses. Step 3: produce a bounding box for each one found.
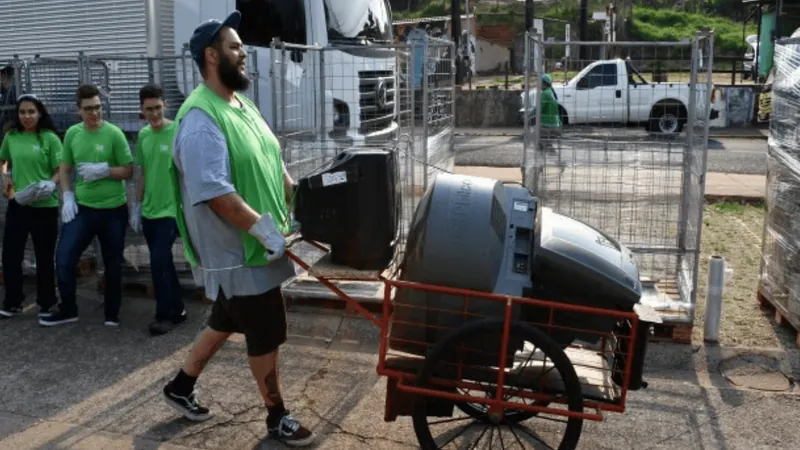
[40,84,134,327]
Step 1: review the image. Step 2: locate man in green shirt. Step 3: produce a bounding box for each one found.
[539,73,562,155]
[129,84,186,336]
[160,12,315,447]
[40,84,134,327]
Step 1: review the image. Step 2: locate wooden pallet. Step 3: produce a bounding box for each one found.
[0,258,95,285]
[97,272,209,303]
[650,322,693,344]
[640,278,694,344]
[757,289,800,349]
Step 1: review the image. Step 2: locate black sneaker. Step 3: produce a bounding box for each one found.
[38,306,55,318]
[162,384,213,422]
[0,306,23,318]
[268,411,316,447]
[39,309,78,326]
[172,309,188,324]
[149,320,177,336]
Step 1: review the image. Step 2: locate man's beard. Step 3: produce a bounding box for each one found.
[218,56,251,92]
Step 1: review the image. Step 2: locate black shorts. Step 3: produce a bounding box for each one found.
[207,286,288,356]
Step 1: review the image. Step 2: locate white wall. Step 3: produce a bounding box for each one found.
[476,38,509,74]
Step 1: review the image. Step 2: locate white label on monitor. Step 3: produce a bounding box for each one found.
[321,171,347,186]
[513,201,528,212]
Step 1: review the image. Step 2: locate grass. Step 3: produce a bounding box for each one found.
[692,201,796,348]
[631,7,757,55]
[395,2,754,57]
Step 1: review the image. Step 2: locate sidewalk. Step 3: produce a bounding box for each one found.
[455,127,770,140]
[453,166,767,202]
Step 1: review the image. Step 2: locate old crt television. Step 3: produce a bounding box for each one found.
[294,148,400,270]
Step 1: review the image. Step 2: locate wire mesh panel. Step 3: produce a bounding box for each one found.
[270,39,456,245]
[522,30,715,326]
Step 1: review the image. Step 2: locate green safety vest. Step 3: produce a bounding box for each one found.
[169,83,289,268]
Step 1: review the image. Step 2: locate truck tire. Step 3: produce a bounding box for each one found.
[648,104,686,134]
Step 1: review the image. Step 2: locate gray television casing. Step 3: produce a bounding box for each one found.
[388,173,642,362]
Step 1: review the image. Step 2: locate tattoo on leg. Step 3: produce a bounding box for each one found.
[191,337,226,374]
[264,367,283,406]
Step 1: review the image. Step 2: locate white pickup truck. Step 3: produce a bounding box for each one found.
[520,58,719,134]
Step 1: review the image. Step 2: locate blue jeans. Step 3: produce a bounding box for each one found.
[56,204,128,320]
[142,217,184,321]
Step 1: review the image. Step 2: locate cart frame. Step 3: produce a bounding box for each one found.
[286,234,648,448]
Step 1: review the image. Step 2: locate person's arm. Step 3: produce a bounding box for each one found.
[60,129,74,192]
[109,127,133,180]
[47,132,62,183]
[207,193,261,232]
[133,134,145,202]
[136,166,145,202]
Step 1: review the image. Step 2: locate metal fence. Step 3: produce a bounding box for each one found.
[0,39,456,297]
[522,30,715,327]
[266,38,456,301]
[269,38,455,245]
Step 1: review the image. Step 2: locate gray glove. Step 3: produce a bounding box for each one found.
[247,213,286,261]
[14,183,40,206]
[78,162,111,182]
[33,180,57,202]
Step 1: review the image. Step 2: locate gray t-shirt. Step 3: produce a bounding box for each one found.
[172,108,297,301]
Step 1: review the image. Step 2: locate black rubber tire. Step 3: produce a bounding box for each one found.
[649,105,686,134]
[454,393,549,424]
[412,318,584,450]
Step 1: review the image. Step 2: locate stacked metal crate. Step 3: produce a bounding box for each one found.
[759,37,800,321]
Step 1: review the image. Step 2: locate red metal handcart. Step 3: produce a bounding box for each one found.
[286,235,651,450]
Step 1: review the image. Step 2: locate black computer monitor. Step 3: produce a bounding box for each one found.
[294,148,400,270]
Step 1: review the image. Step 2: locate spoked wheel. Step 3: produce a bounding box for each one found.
[412,318,584,450]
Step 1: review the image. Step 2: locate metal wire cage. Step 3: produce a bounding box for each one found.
[522,30,715,328]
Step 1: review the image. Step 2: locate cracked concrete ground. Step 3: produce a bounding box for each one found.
[2,279,800,449]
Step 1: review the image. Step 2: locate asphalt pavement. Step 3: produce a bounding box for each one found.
[455,133,768,175]
[2,287,800,450]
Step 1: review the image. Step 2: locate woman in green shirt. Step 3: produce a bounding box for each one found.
[0,94,61,319]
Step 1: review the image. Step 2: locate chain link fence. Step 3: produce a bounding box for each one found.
[522,30,715,328]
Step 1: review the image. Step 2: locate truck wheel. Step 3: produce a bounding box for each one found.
[649,106,685,134]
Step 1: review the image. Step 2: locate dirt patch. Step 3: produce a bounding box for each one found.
[718,354,792,392]
[692,201,796,348]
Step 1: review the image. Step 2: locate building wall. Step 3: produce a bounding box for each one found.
[476,38,510,74]
[0,0,149,58]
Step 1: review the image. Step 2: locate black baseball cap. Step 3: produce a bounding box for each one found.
[189,11,242,68]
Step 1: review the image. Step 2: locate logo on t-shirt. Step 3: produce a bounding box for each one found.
[95,144,105,152]
[32,144,41,151]
[160,144,169,152]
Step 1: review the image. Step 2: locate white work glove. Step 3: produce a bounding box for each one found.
[248,213,286,261]
[33,180,57,202]
[77,162,111,182]
[129,202,142,233]
[13,183,40,206]
[61,191,78,223]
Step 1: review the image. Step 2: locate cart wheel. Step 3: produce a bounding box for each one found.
[412,318,584,450]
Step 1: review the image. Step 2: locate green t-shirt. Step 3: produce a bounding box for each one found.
[135,122,177,219]
[0,130,62,208]
[62,122,133,209]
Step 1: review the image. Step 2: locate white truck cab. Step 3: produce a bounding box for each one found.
[521,58,719,134]
[174,0,399,146]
